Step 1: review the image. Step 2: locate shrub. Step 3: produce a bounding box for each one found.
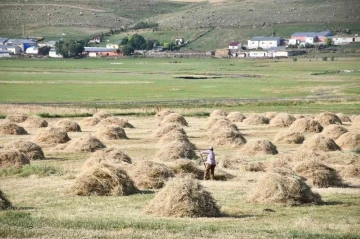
[293,57,297,62]
[322,57,328,61]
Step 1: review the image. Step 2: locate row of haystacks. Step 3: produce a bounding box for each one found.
[79,111,135,128]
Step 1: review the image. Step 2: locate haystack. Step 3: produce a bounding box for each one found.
[80,117,100,127]
[129,161,174,189]
[274,131,305,144]
[204,117,238,131]
[340,164,360,178]
[34,127,70,144]
[4,140,45,160]
[98,117,134,128]
[96,126,128,140]
[293,160,343,188]
[0,122,27,135]
[269,113,296,127]
[161,113,188,126]
[55,119,81,132]
[352,116,360,129]
[153,124,186,138]
[336,132,360,150]
[243,114,269,125]
[300,135,341,152]
[144,175,221,217]
[70,163,138,196]
[321,125,348,140]
[315,112,342,125]
[93,111,112,119]
[24,116,48,128]
[0,190,13,210]
[247,172,322,206]
[226,112,246,122]
[208,127,246,146]
[6,113,28,123]
[169,159,204,179]
[0,150,30,168]
[83,147,132,169]
[289,118,323,133]
[158,131,196,149]
[210,109,228,118]
[241,139,278,156]
[62,135,106,152]
[336,113,351,123]
[265,112,278,120]
[155,109,174,121]
[156,141,198,161]
[204,116,227,129]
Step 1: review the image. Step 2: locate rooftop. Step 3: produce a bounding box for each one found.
[291,31,333,37]
[250,36,282,41]
[84,47,116,52]
[229,41,240,46]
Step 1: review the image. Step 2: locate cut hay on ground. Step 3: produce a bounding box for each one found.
[96,126,128,140]
[0,190,13,210]
[70,163,138,196]
[264,112,278,120]
[340,164,360,178]
[98,117,134,128]
[204,117,238,131]
[144,175,221,217]
[269,113,296,127]
[34,127,71,144]
[153,124,186,138]
[300,135,341,152]
[55,119,81,132]
[0,122,27,135]
[293,160,343,188]
[4,140,45,160]
[169,159,203,179]
[336,132,360,150]
[23,116,48,128]
[93,111,112,119]
[156,141,198,161]
[243,114,269,125]
[241,139,278,156]
[208,127,246,146]
[129,161,174,189]
[6,113,28,123]
[315,112,342,126]
[210,109,228,118]
[336,113,351,123]
[61,135,106,152]
[155,109,174,121]
[80,117,100,127]
[289,118,323,133]
[0,150,30,168]
[158,131,196,149]
[247,172,322,206]
[226,112,246,122]
[161,113,188,126]
[321,125,348,140]
[83,147,132,169]
[274,131,305,144]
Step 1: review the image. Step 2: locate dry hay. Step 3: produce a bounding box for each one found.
[55,119,81,132]
[144,175,221,217]
[169,159,204,179]
[289,118,323,133]
[161,113,188,126]
[158,130,196,149]
[129,161,174,189]
[93,111,112,119]
[0,122,28,135]
[269,113,296,127]
[300,135,341,152]
[0,190,14,210]
[293,160,343,188]
[23,116,48,128]
[69,163,138,196]
[208,127,246,147]
[241,161,266,172]
[265,159,291,172]
[274,131,305,144]
[153,124,186,138]
[5,113,28,123]
[0,150,30,168]
[96,126,128,140]
[315,112,342,126]
[80,117,100,127]
[352,116,360,129]
[155,109,174,121]
[210,109,228,118]
[205,117,238,131]
[264,112,278,120]
[98,117,134,128]
[321,125,348,140]
[156,141,198,161]
[246,172,322,206]
[34,127,70,144]
[293,114,305,120]
[61,135,106,152]
[241,139,278,156]
[336,132,360,150]
[226,112,246,122]
[3,140,45,160]
[336,113,351,123]
[339,162,360,178]
[280,150,359,165]
[83,147,132,169]
[203,116,227,129]
[243,114,269,125]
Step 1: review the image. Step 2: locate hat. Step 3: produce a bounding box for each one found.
[209,146,213,150]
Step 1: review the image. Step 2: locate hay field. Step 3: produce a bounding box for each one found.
[0,110,360,238]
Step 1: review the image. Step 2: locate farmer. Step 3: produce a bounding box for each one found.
[200,146,216,180]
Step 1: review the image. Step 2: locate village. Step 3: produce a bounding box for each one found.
[0,30,359,59]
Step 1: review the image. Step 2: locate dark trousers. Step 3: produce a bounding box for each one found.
[204,163,216,180]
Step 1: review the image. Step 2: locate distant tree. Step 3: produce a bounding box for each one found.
[55,40,85,58]
[122,44,134,56]
[129,34,146,50]
[121,37,129,45]
[145,39,155,50]
[325,38,333,47]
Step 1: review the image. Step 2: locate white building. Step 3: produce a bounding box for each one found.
[248,51,268,58]
[247,37,282,50]
[228,41,241,50]
[49,49,63,58]
[330,36,355,45]
[0,50,11,58]
[26,46,39,54]
[5,46,21,55]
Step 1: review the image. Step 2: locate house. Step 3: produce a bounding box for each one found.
[291,31,333,44]
[267,47,306,58]
[7,39,37,51]
[25,46,39,54]
[83,47,119,57]
[0,50,11,58]
[330,36,355,45]
[4,45,21,55]
[0,38,9,45]
[49,49,63,58]
[247,37,282,50]
[228,42,241,50]
[248,51,268,58]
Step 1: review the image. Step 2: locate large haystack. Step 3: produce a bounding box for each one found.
[6,113,28,123]
[98,117,134,128]
[34,127,71,144]
[70,163,138,196]
[352,116,360,129]
[264,112,278,120]
[315,112,342,126]
[210,109,228,118]
[62,135,106,152]
[243,114,269,125]
[80,117,100,127]
[208,127,246,146]
[55,119,81,132]
[274,131,305,144]
[158,131,196,150]
[205,118,238,131]
[336,132,360,150]
[4,140,45,160]
[300,135,341,152]
[93,111,112,119]
[153,124,186,138]
[23,116,48,128]
[269,113,296,127]
[169,159,203,179]
[144,175,221,217]
[161,113,188,126]
[203,116,228,130]
[247,172,322,206]
[83,147,132,169]
[293,160,343,188]
[155,109,174,121]
[96,126,128,140]
[226,112,246,122]
[0,150,30,168]
[321,125,348,140]
[129,161,174,189]
[289,118,323,133]
[336,113,351,123]
[0,122,27,135]
[0,190,14,210]
[156,141,198,161]
[241,139,278,156]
